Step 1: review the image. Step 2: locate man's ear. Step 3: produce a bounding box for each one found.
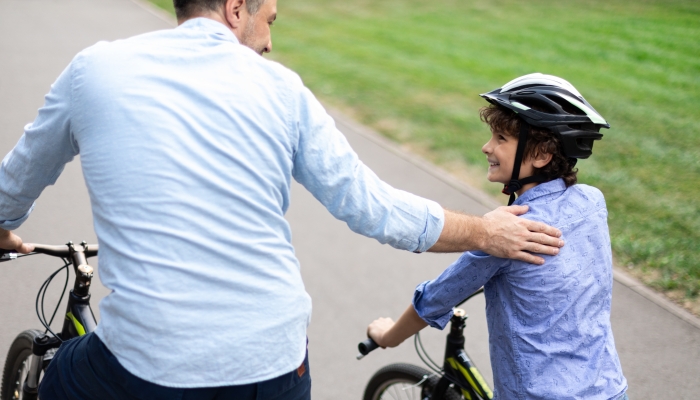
[532,151,553,168]
[224,0,246,29]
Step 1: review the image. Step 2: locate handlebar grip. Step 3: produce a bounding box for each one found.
[357,338,379,360]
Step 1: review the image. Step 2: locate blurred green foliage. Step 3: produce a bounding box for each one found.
[150,0,699,299]
[149,0,175,13]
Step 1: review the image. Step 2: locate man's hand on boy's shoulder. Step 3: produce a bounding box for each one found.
[428,207,563,264]
[481,205,563,265]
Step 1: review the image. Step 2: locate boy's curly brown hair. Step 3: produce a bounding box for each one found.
[479,104,578,187]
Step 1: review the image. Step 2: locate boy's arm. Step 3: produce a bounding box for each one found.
[366,251,508,348]
[367,304,427,348]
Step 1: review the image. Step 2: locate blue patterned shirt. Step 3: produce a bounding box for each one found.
[413,179,627,399]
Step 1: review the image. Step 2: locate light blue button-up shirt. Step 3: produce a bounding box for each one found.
[0,18,444,387]
[414,179,627,399]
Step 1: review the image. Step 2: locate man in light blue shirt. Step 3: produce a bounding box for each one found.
[0,0,564,398]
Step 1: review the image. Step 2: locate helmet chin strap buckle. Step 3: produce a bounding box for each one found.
[502,180,522,195]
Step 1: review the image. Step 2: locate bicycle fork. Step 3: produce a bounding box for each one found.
[22,242,97,400]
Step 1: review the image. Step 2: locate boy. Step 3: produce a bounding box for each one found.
[367,73,628,399]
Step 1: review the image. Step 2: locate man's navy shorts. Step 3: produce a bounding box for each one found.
[38,332,311,400]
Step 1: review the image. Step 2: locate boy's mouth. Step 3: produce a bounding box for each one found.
[488,161,500,167]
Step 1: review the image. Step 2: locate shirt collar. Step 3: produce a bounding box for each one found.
[177,17,240,44]
[513,178,567,205]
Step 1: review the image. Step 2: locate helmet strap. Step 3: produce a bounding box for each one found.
[501,121,547,205]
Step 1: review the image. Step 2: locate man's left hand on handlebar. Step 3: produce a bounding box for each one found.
[0,228,34,253]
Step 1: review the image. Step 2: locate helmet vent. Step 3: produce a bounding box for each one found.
[517,98,557,114]
[544,94,586,116]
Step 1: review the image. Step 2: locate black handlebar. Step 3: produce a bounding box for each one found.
[357,338,379,359]
[0,243,98,263]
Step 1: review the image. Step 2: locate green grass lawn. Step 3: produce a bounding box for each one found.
[150,0,700,306]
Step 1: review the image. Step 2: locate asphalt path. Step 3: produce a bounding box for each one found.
[0,0,698,398]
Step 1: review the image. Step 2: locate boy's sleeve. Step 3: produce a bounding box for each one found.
[413,251,509,329]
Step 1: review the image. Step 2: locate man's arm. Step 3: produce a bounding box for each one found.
[429,207,563,265]
[0,57,77,244]
[290,82,562,261]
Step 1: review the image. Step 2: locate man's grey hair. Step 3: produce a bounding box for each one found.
[174,0,266,20]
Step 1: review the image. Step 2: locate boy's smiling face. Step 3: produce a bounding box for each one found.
[482,130,543,194]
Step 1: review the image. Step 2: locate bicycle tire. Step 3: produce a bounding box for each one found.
[1,330,43,400]
[363,363,462,400]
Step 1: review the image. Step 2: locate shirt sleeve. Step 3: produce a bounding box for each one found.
[413,251,509,329]
[0,62,79,230]
[291,84,443,253]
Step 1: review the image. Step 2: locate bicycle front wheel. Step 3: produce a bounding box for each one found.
[1,330,43,400]
[363,363,434,400]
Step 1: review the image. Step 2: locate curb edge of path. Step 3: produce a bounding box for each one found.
[130,0,700,332]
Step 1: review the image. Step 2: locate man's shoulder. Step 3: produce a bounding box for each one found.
[70,30,304,90]
[255,57,304,87]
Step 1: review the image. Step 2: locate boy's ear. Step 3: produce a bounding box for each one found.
[532,151,553,169]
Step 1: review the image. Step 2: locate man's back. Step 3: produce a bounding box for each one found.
[70,18,311,386]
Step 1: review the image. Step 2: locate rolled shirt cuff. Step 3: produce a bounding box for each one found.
[412,200,444,253]
[0,203,35,230]
[412,280,453,330]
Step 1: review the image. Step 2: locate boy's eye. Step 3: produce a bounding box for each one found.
[498,135,506,141]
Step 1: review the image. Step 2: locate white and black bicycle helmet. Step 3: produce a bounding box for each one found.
[480,73,610,205]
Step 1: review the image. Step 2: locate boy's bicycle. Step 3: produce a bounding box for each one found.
[0,241,98,400]
[357,288,493,400]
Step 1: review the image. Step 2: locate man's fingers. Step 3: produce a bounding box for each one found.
[527,231,564,249]
[499,205,529,216]
[522,241,560,256]
[523,219,564,239]
[18,242,35,254]
[0,230,33,254]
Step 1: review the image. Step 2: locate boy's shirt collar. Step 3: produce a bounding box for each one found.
[512,178,567,205]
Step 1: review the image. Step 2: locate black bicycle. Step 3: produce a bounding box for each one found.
[0,241,98,400]
[357,288,493,400]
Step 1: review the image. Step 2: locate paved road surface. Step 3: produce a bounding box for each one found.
[0,0,698,398]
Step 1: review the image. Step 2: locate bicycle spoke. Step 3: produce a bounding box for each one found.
[379,381,423,400]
